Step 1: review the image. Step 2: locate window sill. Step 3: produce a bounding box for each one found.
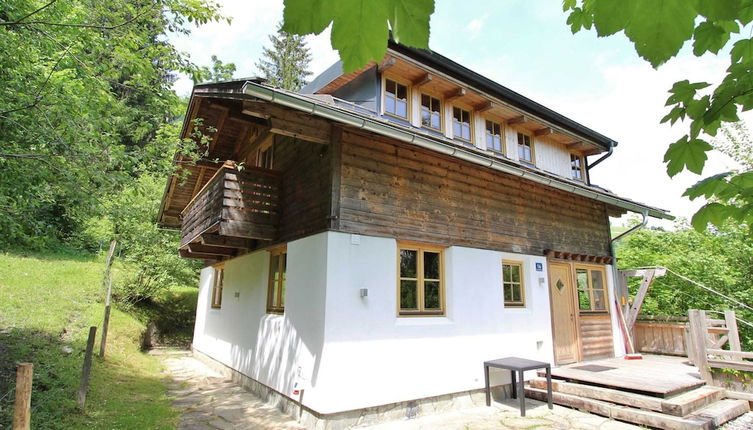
[395,316,453,326]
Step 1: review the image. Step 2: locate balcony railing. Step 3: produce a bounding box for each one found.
[179,163,281,260]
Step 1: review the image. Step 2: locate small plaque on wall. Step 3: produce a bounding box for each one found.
[535,262,543,271]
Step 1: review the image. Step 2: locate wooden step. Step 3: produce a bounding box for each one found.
[688,399,750,428]
[528,378,724,417]
[526,387,714,430]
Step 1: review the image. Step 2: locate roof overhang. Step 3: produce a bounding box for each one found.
[240,81,671,220]
[160,79,673,222]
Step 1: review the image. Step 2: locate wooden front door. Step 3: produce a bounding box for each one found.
[549,262,579,364]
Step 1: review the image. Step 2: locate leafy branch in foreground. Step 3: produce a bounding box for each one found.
[563,0,753,231]
[281,0,435,73]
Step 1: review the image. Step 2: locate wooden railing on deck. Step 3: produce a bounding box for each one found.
[633,316,689,356]
[688,309,753,384]
[180,164,281,247]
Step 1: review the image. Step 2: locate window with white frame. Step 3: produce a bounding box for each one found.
[420,94,442,131]
[517,132,534,164]
[486,120,503,153]
[452,107,472,142]
[384,78,409,119]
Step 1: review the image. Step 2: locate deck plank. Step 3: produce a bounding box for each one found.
[549,355,705,397]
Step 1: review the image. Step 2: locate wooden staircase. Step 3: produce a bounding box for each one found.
[526,376,749,429]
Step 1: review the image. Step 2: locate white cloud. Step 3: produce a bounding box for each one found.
[465,15,487,41]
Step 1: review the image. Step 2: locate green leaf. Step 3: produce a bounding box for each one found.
[730,38,753,64]
[729,171,753,189]
[693,21,737,56]
[664,136,713,176]
[661,106,685,125]
[623,0,697,68]
[388,0,434,48]
[566,7,593,33]
[563,0,577,12]
[686,95,710,119]
[282,0,335,35]
[695,0,741,21]
[330,0,392,73]
[683,172,733,200]
[690,202,738,231]
[593,0,634,36]
[666,80,711,105]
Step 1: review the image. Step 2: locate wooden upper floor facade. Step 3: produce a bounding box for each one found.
[158,42,671,263]
[302,41,616,184]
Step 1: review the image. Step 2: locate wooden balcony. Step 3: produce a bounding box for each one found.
[179,163,281,260]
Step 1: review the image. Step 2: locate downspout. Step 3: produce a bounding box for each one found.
[586,141,615,185]
[609,210,648,356]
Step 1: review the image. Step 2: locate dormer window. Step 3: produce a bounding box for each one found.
[384,78,408,119]
[485,120,503,153]
[420,94,442,131]
[452,107,472,142]
[517,132,534,164]
[571,154,585,181]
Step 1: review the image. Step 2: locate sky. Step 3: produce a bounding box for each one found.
[169,0,747,229]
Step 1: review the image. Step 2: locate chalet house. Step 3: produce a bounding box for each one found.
[158,40,672,427]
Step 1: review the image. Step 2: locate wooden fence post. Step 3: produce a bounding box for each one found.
[12,363,33,430]
[77,326,97,409]
[99,240,117,358]
[688,309,713,384]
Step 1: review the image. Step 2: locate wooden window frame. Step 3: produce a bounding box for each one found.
[516,131,536,165]
[485,119,504,155]
[396,242,446,317]
[574,265,608,314]
[419,93,443,132]
[266,246,287,314]
[211,264,224,309]
[451,106,473,143]
[502,260,526,308]
[570,153,585,181]
[382,75,411,121]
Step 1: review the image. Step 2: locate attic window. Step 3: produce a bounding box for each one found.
[485,120,503,153]
[452,107,472,142]
[517,132,534,164]
[420,94,442,131]
[570,154,585,181]
[384,79,409,119]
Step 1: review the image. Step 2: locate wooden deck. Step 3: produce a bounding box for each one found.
[550,355,705,397]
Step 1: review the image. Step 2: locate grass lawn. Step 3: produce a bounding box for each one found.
[0,248,181,429]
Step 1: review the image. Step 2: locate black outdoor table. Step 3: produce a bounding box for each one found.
[483,356,552,416]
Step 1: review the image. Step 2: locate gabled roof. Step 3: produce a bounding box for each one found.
[303,40,618,152]
[185,79,672,220]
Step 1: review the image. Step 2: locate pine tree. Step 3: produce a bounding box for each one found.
[255,23,312,91]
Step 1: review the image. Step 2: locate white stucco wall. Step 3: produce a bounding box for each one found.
[311,232,554,413]
[192,232,329,399]
[192,230,621,414]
